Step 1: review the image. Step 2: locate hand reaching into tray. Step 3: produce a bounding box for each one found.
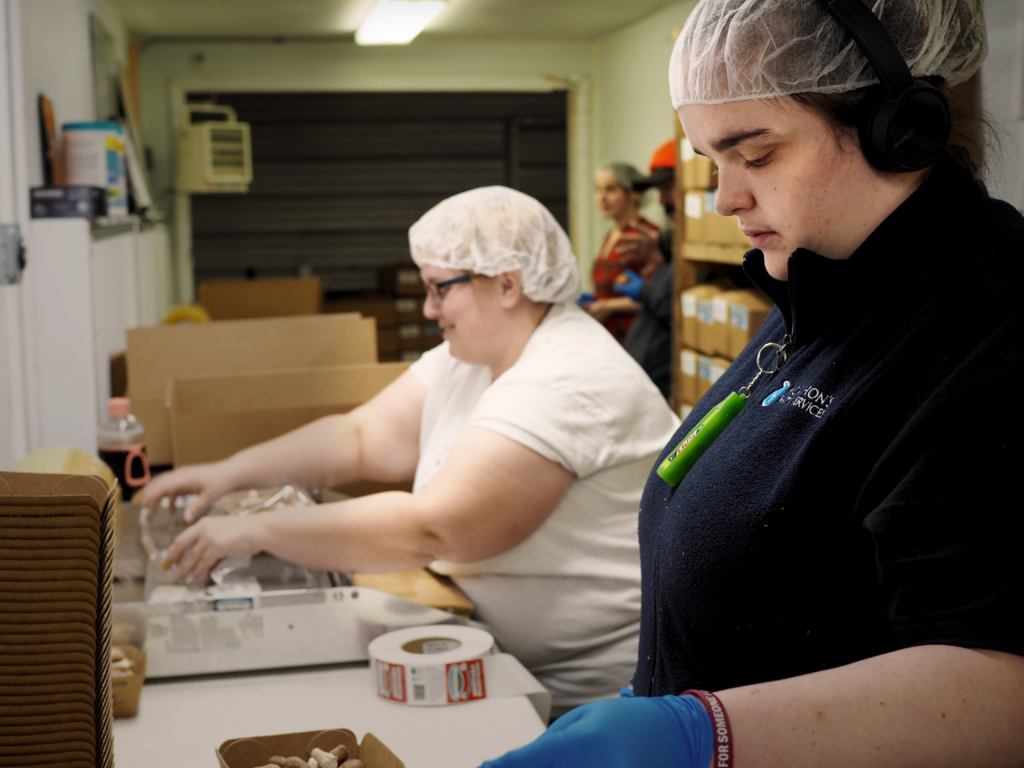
[137,461,240,524]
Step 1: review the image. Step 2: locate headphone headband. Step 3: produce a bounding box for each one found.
[815,0,949,172]
[817,0,915,96]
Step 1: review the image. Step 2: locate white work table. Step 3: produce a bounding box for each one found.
[113,663,546,767]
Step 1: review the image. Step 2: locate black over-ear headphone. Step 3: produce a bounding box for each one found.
[817,0,950,172]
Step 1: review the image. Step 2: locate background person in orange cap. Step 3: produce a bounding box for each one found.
[612,139,677,399]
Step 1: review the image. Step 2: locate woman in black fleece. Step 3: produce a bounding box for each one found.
[482,1,1024,767]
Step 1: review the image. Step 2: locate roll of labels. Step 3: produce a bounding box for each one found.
[368,626,552,723]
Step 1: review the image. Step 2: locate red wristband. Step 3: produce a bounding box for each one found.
[682,689,733,768]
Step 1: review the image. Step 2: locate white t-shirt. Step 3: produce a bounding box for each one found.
[410,302,679,710]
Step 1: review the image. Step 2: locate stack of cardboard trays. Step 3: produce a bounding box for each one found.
[0,471,117,768]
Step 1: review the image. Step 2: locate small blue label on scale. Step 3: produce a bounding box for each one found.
[213,598,254,612]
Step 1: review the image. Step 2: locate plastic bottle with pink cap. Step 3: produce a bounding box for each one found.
[97,397,151,495]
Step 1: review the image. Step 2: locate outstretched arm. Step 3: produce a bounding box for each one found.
[165,425,574,577]
[138,369,427,521]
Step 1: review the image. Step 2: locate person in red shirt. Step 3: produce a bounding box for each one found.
[582,163,662,344]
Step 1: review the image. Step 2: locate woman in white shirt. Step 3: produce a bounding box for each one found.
[141,186,679,713]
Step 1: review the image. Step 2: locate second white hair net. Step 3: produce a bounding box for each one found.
[409,186,580,304]
[670,0,987,107]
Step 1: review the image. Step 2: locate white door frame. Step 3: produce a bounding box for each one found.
[0,0,38,468]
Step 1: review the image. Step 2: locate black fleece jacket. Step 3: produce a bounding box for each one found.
[634,155,1024,697]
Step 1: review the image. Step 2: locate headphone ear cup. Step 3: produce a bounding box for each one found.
[861,82,950,172]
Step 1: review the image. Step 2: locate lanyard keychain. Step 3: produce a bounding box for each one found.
[657,335,791,487]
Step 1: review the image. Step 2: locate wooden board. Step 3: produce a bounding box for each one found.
[350,569,475,617]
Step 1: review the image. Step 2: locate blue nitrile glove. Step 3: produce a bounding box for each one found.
[576,292,595,306]
[613,269,645,300]
[479,694,713,768]
[620,675,635,697]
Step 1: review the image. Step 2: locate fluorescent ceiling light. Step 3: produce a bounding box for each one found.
[356,0,447,45]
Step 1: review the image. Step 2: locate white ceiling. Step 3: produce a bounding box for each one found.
[110,0,683,41]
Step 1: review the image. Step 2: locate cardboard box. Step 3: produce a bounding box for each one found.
[680,348,699,405]
[712,292,737,357]
[198,277,323,320]
[729,289,774,358]
[397,321,443,352]
[127,314,376,465]
[710,356,731,393]
[681,242,709,261]
[681,284,718,350]
[702,244,747,265]
[111,644,146,718]
[217,728,404,768]
[703,191,745,246]
[324,294,398,328]
[680,137,717,190]
[377,328,399,356]
[683,192,705,243]
[381,265,425,297]
[394,296,425,324]
[169,362,410,466]
[696,291,719,356]
[696,354,714,400]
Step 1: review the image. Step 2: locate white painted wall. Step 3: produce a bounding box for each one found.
[585,0,697,282]
[0,0,34,470]
[982,0,1024,209]
[20,0,127,188]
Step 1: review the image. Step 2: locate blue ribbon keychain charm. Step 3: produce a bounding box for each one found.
[658,337,790,487]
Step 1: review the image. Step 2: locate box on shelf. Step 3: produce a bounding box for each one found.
[169,362,410,466]
[696,291,719,357]
[680,137,716,190]
[394,296,424,324]
[696,354,732,401]
[683,192,705,243]
[729,289,774,358]
[324,293,397,328]
[198,277,323,320]
[712,292,739,357]
[380,264,426,297]
[696,353,714,400]
[377,328,399,356]
[30,185,107,218]
[681,283,721,351]
[126,314,376,465]
[397,321,443,352]
[217,728,404,768]
[703,192,745,246]
[680,348,699,405]
[710,356,731,389]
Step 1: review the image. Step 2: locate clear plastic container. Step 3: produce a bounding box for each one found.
[140,485,316,586]
[98,397,151,493]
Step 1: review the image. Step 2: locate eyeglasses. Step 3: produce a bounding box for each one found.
[424,273,473,303]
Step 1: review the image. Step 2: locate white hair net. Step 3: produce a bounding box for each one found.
[670,0,987,107]
[408,186,580,304]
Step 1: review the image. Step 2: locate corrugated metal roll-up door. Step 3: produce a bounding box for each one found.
[188,92,568,294]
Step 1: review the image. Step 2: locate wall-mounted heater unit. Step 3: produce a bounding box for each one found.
[176,104,252,193]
